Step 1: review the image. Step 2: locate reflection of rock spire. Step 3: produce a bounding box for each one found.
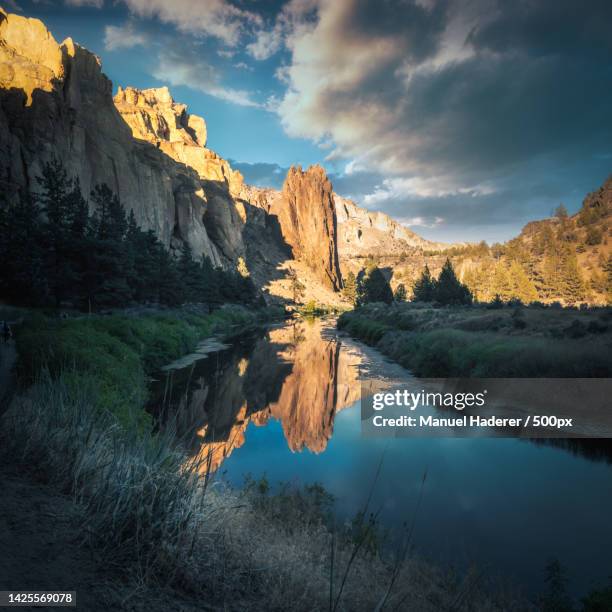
[180,319,364,473]
[265,320,341,453]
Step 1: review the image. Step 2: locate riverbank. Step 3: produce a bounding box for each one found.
[13,305,283,429]
[337,303,612,377]
[0,307,531,611]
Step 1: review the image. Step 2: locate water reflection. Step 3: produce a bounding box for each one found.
[148,318,612,597]
[149,318,363,472]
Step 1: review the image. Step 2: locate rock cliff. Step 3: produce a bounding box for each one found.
[268,165,342,291]
[335,194,457,258]
[0,8,230,266]
[0,8,345,298]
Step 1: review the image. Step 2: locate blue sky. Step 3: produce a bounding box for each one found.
[7,0,612,243]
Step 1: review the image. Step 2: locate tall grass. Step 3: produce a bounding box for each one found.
[338,309,612,377]
[0,375,524,611]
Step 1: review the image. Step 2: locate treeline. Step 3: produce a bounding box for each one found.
[343,258,472,307]
[416,201,612,306]
[0,160,258,310]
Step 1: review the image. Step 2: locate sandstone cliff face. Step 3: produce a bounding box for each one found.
[268,165,342,291]
[0,9,229,266]
[113,85,247,262]
[335,194,456,258]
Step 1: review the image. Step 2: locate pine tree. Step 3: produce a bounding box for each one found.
[435,259,472,305]
[507,261,538,303]
[393,283,407,302]
[37,159,82,306]
[0,191,46,304]
[491,263,512,301]
[356,264,393,305]
[342,271,357,305]
[288,269,305,305]
[86,183,131,307]
[412,264,436,302]
[562,250,586,305]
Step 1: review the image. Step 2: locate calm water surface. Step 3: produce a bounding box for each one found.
[149,318,612,598]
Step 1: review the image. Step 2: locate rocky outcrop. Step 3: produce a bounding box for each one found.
[113,85,247,262]
[0,8,229,266]
[268,165,342,291]
[335,194,457,258]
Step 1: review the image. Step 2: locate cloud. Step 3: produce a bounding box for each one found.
[103,22,148,51]
[272,0,612,200]
[118,0,261,46]
[246,0,319,60]
[65,0,103,7]
[229,160,289,189]
[152,45,262,108]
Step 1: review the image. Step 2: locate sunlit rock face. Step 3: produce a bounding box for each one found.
[269,166,343,291]
[335,194,457,258]
[0,9,226,266]
[114,85,248,262]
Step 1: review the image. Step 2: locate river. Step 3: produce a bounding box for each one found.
[148,317,612,599]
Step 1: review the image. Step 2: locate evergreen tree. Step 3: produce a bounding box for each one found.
[412,264,436,302]
[562,250,586,305]
[342,271,357,305]
[393,283,407,302]
[288,269,305,305]
[507,261,538,304]
[356,264,393,305]
[554,204,568,220]
[37,159,83,306]
[435,259,472,305]
[86,183,131,307]
[176,242,203,303]
[0,191,46,304]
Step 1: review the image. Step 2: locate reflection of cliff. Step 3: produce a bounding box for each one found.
[155,321,363,473]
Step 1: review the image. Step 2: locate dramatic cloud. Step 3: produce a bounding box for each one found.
[118,0,261,46]
[271,0,612,204]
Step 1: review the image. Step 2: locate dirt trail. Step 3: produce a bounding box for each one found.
[0,468,212,611]
[0,339,16,415]
[0,469,113,611]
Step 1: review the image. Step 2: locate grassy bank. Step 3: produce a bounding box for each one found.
[338,303,612,377]
[14,305,283,428]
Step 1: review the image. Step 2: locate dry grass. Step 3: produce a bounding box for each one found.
[0,375,530,611]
